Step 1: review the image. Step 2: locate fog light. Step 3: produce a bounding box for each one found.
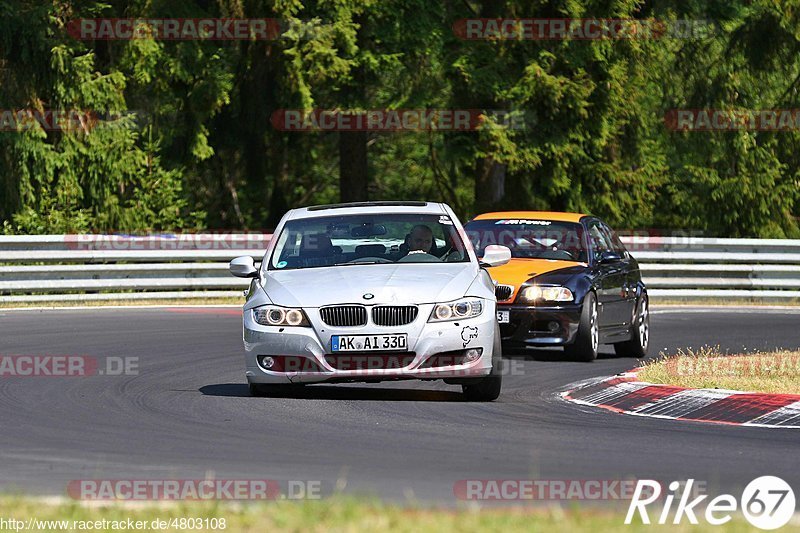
[548,321,560,332]
[260,356,275,369]
[464,348,483,362]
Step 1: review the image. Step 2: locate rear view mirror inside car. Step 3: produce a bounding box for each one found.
[351,223,387,237]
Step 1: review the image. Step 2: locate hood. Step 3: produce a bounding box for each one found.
[488,258,586,300]
[261,263,479,308]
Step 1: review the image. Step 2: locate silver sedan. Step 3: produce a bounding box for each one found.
[230,201,510,401]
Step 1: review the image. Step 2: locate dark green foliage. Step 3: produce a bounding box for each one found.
[1,0,797,236]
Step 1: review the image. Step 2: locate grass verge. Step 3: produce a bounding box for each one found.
[0,496,779,532]
[638,346,800,394]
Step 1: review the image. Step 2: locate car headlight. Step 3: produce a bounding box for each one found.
[252,306,310,326]
[518,286,574,303]
[428,299,483,322]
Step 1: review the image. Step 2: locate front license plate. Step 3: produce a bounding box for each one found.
[497,310,510,324]
[331,334,407,352]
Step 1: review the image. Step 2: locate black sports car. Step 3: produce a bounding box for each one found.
[464,211,649,361]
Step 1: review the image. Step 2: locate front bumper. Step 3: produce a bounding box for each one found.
[498,303,582,347]
[242,304,496,384]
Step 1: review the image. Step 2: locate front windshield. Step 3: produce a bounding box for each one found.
[268,213,471,270]
[465,218,588,262]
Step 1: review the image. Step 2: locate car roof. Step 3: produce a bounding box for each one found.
[288,201,447,219]
[471,211,587,223]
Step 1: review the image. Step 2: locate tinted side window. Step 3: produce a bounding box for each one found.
[587,221,612,255]
[601,223,628,256]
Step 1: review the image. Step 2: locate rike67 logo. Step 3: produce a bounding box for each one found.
[626,476,795,530]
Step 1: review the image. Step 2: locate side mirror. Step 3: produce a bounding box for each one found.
[597,250,623,264]
[480,245,511,268]
[230,256,258,278]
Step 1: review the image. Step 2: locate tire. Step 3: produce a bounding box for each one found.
[564,292,599,362]
[462,323,503,402]
[614,294,650,359]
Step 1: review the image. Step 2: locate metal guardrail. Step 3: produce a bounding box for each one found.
[619,236,800,299]
[0,234,264,303]
[1,235,799,302]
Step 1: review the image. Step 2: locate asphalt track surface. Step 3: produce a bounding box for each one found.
[0,306,798,503]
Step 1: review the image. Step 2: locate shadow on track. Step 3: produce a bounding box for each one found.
[200,383,466,402]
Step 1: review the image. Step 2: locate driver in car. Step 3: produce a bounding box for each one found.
[407,224,434,254]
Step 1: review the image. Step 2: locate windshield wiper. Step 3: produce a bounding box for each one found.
[515,256,576,262]
[331,261,387,267]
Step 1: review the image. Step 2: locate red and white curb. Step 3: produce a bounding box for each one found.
[561,369,800,428]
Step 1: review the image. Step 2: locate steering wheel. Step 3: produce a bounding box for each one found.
[441,248,463,262]
[397,251,441,263]
[555,248,577,260]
